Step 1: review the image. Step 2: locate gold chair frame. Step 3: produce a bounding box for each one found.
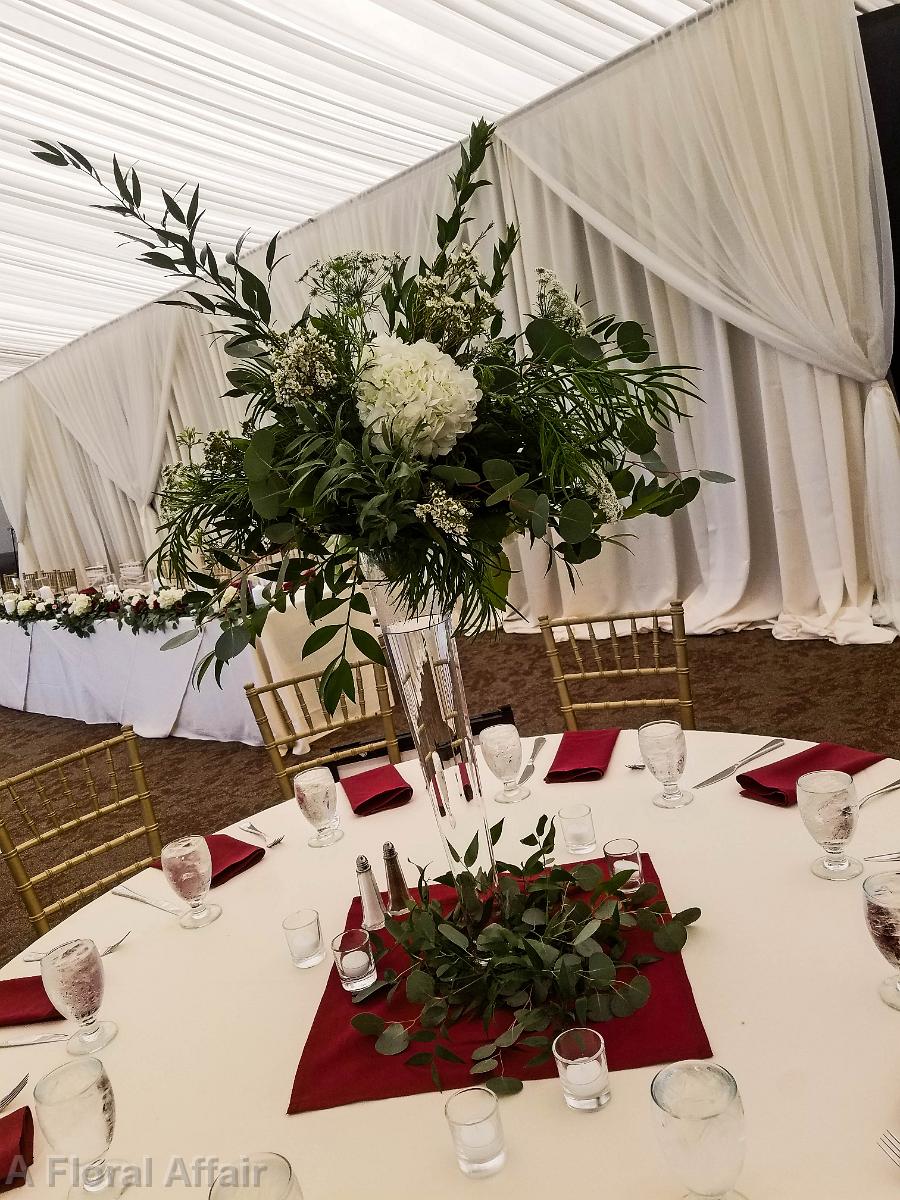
[538,601,695,730]
[0,726,162,936]
[245,658,401,801]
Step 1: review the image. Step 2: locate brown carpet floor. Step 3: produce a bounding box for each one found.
[0,628,897,965]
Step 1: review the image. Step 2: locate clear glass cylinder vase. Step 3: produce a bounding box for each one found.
[363,564,497,894]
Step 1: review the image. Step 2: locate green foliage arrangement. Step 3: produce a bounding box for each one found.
[349,817,700,1093]
[33,122,729,708]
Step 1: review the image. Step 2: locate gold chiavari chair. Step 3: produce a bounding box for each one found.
[20,572,41,593]
[537,601,696,731]
[245,658,401,801]
[0,726,163,937]
[1,575,17,592]
[44,569,77,593]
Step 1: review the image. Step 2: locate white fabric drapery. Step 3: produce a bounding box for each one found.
[0,0,894,647]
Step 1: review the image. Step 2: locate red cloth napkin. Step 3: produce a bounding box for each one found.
[288,854,711,1114]
[544,729,621,782]
[0,1109,33,1192]
[0,977,60,1028]
[737,743,884,807]
[152,833,264,887]
[341,765,413,816]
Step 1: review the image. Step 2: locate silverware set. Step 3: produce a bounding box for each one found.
[517,736,546,786]
[240,821,284,848]
[0,1033,67,1049]
[22,930,130,964]
[0,1075,28,1113]
[691,739,785,789]
[111,886,183,915]
[859,777,900,809]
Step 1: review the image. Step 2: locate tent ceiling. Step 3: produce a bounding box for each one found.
[1,0,896,380]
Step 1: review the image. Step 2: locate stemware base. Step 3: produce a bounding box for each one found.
[67,1159,132,1198]
[67,1020,118,1056]
[178,903,222,930]
[308,827,344,848]
[652,789,693,809]
[878,974,900,1010]
[810,855,862,881]
[494,784,530,805]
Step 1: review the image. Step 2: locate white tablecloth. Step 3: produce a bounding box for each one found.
[4,730,900,1198]
[0,620,260,744]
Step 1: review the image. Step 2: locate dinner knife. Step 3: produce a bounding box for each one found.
[692,738,784,789]
[111,887,182,916]
[518,736,547,785]
[0,1034,67,1048]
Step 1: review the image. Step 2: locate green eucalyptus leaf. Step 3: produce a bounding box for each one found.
[485,1077,524,1097]
[375,1023,410,1056]
[470,1058,499,1075]
[557,498,595,544]
[351,1013,386,1036]
[653,920,688,952]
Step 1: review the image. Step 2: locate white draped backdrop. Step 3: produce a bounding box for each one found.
[0,0,896,649]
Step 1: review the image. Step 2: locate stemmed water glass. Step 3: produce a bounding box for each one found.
[863,870,900,1010]
[41,939,117,1055]
[34,1057,127,1198]
[638,721,692,809]
[480,724,530,804]
[796,770,861,881]
[160,835,222,928]
[294,767,344,847]
[651,1060,748,1199]
[208,1152,303,1197]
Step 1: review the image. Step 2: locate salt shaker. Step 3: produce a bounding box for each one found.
[356,855,386,931]
[383,841,413,915]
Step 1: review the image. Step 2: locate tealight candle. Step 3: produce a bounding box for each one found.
[283,908,324,969]
[565,1058,609,1100]
[445,1087,506,1177]
[552,1027,611,1111]
[341,949,372,979]
[614,859,635,876]
[332,927,377,993]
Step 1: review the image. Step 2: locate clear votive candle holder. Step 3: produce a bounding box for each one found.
[557,804,597,855]
[603,838,643,895]
[332,927,377,993]
[283,909,324,969]
[552,1027,611,1111]
[444,1086,506,1177]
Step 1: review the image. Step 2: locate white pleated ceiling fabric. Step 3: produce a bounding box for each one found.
[0,0,893,380]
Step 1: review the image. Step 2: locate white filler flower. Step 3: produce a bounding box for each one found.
[357,335,479,458]
[68,594,92,616]
[16,599,35,616]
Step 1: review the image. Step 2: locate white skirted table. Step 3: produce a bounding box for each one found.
[2,730,900,1197]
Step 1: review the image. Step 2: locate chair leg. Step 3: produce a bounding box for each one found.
[670,600,696,730]
[538,616,577,731]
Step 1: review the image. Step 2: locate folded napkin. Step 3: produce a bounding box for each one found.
[342,764,413,817]
[152,833,264,887]
[545,729,621,782]
[0,1108,32,1192]
[0,977,60,1028]
[737,742,884,807]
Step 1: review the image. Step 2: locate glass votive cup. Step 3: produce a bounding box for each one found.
[208,1151,302,1197]
[552,1027,611,1111]
[603,838,643,895]
[557,804,597,855]
[331,928,377,993]
[444,1086,506,1177]
[283,909,324,969]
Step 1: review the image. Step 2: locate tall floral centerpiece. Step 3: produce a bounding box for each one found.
[35,122,726,883]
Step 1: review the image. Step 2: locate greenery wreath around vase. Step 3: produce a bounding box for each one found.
[34,120,731,710]
[349,816,700,1094]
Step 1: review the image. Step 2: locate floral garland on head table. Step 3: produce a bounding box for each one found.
[32,120,733,711]
[0,584,240,639]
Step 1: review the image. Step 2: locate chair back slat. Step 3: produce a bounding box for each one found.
[0,727,163,938]
[245,649,401,801]
[537,602,696,731]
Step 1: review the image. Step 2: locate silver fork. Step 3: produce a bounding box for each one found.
[878,1129,900,1169]
[240,822,284,848]
[22,930,130,963]
[0,1075,28,1115]
[860,778,900,809]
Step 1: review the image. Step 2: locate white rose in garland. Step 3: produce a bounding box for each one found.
[157,587,185,610]
[68,594,92,617]
[357,334,479,458]
[16,599,34,616]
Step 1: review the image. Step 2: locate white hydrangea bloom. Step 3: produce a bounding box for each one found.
[357,335,480,459]
[68,595,92,616]
[16,599,34,616]
[36,602,46,613]
[121,589,143,603]
[37,586,55,602]
[156,588,185,610]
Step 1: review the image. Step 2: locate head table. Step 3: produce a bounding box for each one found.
[3,730,899,1197]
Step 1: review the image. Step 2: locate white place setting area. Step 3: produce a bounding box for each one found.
[1,1,900,1198]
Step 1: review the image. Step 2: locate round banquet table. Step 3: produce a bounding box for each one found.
[4,730,900,1198]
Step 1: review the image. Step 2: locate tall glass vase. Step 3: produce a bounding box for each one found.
[363,566,497,895]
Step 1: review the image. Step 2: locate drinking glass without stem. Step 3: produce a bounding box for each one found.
[444,1087,506,1177]
[161,835,222,929]
[41,939,117,1056]
[863,870,900,1010]
[332,928,376,992]
[34,1057,127,1198]
[480,724,530,804]
[294,767,344,847]
[651,1060,747,1200]
[552,1027,611,1111]
[557,804,597,855]
[796,770,861,881]
[283,909,324,969]
[209,1153,302,1198]
[638,721,693,808]
[603,838,644,894]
